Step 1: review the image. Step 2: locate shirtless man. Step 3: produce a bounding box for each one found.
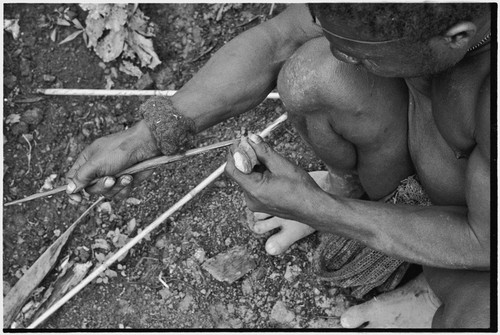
[66,4,491,328]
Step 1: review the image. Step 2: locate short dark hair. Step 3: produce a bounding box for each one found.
[308,3,490,41]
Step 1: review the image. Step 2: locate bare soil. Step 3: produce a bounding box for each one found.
[3,4,355,329]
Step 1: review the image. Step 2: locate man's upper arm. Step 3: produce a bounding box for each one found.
[263,4,323,61]
[465,75,491,266]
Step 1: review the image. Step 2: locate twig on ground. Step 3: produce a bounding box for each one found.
[191,45,216,62]
[236,15,260,28]
[158,272,169,289]
[22,134,32,175]
[269,3,275,16]
[216,4,225,21]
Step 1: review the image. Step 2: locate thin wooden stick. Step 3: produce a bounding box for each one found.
[36,88,281,100]
[27,113,287,329]
[4,139,237,207]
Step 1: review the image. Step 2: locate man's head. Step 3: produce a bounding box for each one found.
[308,3,491,77]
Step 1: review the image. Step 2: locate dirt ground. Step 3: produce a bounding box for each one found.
[3,4,356,329]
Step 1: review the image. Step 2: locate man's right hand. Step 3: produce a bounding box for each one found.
[65,120,160,202]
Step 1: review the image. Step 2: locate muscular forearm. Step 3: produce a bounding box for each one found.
[171,5,321,132]
[305,191,489,270]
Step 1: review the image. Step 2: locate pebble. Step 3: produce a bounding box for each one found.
[284,264,302,282]
[10,122,28,136]
[4,74,17,89]
[20,58,30,77]
[22,107,44,126]
[270,301,296,326]
[43,74,56,82]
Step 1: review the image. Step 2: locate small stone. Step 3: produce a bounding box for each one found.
[126,218,136,234]
[193,248,206,263]
[22,107,44,126]
[270,301,296,326]
[20,58,31,77]
[155,235,167,249]
[43,74,56,82]
[202,245,257,284]
[126,197,141,205]
[4,74,17,89]
[241,278,253,295]
[97,202,112,214]
[178,294,194,312]
[10,121,28,135]
[284,264,302,282]
[214,180,226,188]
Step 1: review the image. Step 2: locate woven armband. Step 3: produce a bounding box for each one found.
[140,96,196,155]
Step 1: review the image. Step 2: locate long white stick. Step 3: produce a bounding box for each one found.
[37,88,281,100]
[27,113,288,329]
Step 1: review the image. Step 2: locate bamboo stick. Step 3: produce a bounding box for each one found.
[4,139,237,207]
[27,113,287,329]
[36,88,281,100]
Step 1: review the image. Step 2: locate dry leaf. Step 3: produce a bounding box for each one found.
[30,262,92,324]
[126,30,161,69]
[56,17,71,26]
[84,16,105,48]
[50,28,57,42]
[119,60,143,78]
[105,4,127,32]
[59,29,83,45]
[95,29,126,62]
[72,18,84,30]
[3,222,76,326]
[4,19,20,39]
[91,238,110,251]
[5,113,20,125]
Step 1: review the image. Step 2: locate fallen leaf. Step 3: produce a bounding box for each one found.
[4,19,20,39]
[3,215,80,326]
[84,16,105,48]
[50,28,57,42]
[5,113,21,125]
[72,18,84,30]
[104,4,127,32]
[56,18,71,26]
[126,30,161,69]
[95,29,126,62]
[30,262,92,324]
[91,238,110,251]
[119,60,143,78]
[126,218,136,234]
[59,29,83,45]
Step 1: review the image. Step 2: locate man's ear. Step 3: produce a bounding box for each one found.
[443,22,477,49]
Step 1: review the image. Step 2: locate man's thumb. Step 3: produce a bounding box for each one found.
[247,134,280,168]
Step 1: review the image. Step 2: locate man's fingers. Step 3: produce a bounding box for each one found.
[85,176,116,195]
[66,159,102,194]
[246,134,284,170]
